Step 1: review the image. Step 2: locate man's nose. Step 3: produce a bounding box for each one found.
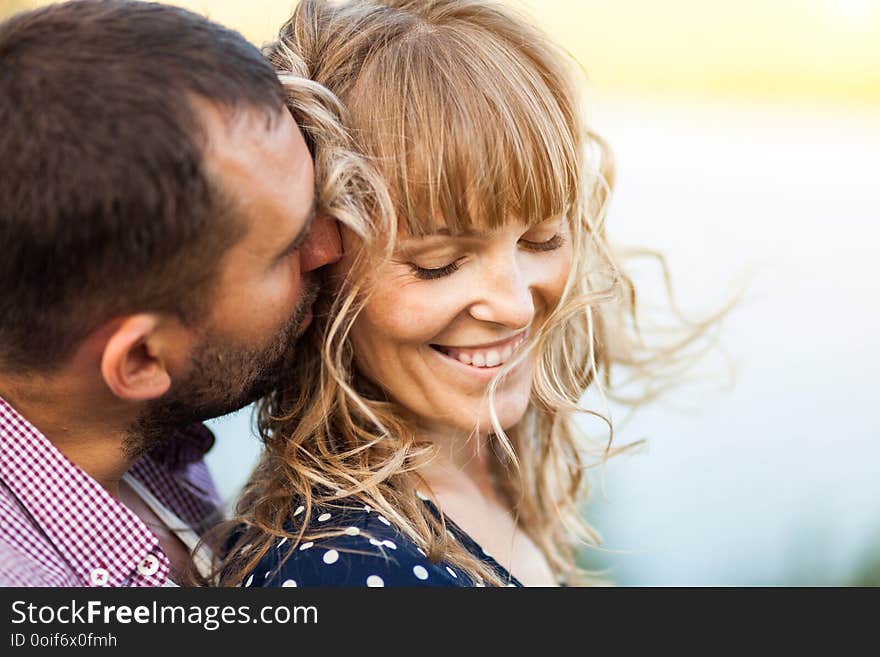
[299,212,342,272]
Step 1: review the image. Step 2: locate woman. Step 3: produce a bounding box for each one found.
[212,0,710,587]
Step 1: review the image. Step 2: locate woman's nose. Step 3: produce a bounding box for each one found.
[299,212,342,273]
[469,257,535,329]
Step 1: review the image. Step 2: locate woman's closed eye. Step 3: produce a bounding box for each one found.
[409,258,464,280]
[519,233,565,252]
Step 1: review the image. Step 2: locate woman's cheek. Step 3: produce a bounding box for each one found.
[364,278,464,343]
[525,249,572,309]
[549,243,574,300]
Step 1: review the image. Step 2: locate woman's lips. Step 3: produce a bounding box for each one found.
[428,329,530,379]
[430,329,528,368]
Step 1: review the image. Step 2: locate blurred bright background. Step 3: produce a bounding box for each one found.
[3,0,878,585]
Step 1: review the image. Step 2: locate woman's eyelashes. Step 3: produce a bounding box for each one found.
[407,233,565,280]
[409,258,463,280]
[519,233,565,252]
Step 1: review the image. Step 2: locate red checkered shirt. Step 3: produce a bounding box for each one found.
[0,396,222,587]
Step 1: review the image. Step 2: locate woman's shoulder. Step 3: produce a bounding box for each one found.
[243,503,475,588]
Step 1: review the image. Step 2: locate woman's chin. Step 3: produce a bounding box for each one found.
[459,394,533,436]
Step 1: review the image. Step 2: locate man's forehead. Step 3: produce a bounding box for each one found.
[196,100,313,246]
[198,101,309,183]
[193,98,291,151]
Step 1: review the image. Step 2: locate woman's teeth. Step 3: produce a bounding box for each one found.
[435,333,527,369]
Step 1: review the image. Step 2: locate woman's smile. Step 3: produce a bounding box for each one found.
[428,328,530,382]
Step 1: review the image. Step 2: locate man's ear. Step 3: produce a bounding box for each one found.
[100,315,173,401]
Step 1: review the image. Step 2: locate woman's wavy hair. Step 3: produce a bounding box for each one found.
[206,0,724,587]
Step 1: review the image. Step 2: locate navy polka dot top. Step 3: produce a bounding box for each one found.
[242,496,524,588]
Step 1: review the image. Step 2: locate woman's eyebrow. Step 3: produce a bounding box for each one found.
[399,217,564,247]
[424,216,564,238]
[395,230,482,254]
[429,227,486,238]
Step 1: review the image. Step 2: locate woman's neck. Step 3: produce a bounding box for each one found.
[415,424,500,506]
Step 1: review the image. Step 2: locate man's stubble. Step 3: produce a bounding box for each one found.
[123,277,319,459]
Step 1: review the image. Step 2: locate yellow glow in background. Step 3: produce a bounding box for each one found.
[3,0,879,105]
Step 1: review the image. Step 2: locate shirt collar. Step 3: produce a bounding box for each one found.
[0,396,170,586]
[146,421,215,471]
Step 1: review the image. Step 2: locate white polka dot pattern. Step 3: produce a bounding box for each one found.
[243,500,526,588]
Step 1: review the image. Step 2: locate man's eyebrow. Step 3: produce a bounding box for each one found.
[277,198,317,260]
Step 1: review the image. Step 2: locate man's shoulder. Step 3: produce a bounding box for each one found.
[0,543,65,587]
[0,491,79,587]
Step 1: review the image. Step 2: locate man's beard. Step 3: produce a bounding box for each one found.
[123,280,318,460]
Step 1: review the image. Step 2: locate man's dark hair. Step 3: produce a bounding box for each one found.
[0,0,286,370]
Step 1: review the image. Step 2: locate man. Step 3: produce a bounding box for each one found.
[0,0,341,586]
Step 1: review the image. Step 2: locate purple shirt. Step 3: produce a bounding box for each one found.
[0,397,221,587]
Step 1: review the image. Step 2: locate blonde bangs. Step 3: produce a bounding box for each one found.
[344,17,581,235]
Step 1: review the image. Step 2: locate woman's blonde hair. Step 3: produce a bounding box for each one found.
[209,0,721,587]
